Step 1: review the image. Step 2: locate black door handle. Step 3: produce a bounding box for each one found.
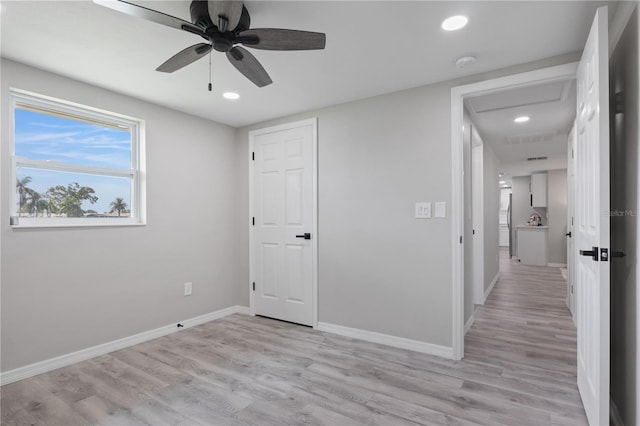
[296,233,311,240]
[580,246,599,261]
[566,232,572,237]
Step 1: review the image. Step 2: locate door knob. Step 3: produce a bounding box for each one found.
[579,246,599,261]
[566,232,572,237]
[296,233,311,240]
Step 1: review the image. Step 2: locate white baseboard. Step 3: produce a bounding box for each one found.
[0,305,249,386]
[483,272,500,304]
[317,322,453,359]
[548,262,567,268]
[610,397,624,426]
[464,313,475,335]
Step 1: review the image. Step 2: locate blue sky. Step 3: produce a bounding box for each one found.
[15,109,132,213]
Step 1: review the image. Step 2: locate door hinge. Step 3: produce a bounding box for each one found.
[460,236,463,244]
[252,217,255,226]
[252,282,255,291]
[472,229,475,235]
[252,152,255,161]
[615,92,624,114]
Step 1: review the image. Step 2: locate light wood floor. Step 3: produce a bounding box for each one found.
[1,250,586,425]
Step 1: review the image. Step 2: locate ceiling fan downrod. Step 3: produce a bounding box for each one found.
[208,50,213,92]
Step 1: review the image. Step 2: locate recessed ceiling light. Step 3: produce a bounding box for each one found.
[442,15,468,31]
[514,116,530,123]
[223,92,240,100]
[499,180,506,184]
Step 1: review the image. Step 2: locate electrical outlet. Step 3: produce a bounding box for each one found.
[184,282,192,296]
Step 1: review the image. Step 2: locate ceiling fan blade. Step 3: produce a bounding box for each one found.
[226,46,272,88]
[237,29,326,51]
[156,43,213,73]
[208,1,243,32]
[94,0,206,37]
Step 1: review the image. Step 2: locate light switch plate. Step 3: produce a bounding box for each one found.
[415,202,432,219]
[435,202,446,218]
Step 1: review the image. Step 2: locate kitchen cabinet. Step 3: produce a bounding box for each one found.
[530,173,547,207]
[516,226,548,266]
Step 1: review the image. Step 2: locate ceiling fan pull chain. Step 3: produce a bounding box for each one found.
[208,50,213,92]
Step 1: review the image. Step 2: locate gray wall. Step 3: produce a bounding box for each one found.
[1,60,242,372]
[240,84,454,345]
[610,4,639,424]
[547,169,568,264]
[483,143,500,292]
[235,54,580,347]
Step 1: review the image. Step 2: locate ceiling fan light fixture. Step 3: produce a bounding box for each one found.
[442,15,468,31]
[223,92,240,100]
[514,116,530,123]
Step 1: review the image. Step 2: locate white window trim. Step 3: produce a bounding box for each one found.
[9,88,146,228]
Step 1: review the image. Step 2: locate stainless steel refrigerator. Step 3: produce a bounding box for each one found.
[507,193,513,258]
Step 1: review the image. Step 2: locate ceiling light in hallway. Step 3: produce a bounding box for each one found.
[441,15,468,31]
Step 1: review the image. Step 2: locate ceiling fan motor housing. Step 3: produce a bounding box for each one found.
[190,1,251,52]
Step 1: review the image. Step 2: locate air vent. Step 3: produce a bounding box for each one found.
[527,156,548,161]
[507,132,555,145]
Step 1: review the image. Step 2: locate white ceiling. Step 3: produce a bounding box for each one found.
[466,78,576,168]
[1,1,616,127]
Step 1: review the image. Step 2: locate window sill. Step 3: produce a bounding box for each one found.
[10,220,146,229]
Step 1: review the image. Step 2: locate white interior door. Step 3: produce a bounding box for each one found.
[250,120,317,326]
[575,7,610,425]
[567,124,576,320]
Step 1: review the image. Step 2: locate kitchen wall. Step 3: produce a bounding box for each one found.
[1,59,242,372]
[510,171,567,265]
[609,3,639,424]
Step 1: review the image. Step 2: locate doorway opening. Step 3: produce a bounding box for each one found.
[450,62,578,360]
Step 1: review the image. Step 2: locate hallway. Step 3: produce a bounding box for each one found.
[465,248,587,424]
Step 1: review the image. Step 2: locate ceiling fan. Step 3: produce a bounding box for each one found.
[94,0,326,87]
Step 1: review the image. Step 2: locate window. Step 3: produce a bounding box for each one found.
[10,89,145,227]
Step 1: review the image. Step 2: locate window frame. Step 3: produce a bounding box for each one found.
[9,88,146,228]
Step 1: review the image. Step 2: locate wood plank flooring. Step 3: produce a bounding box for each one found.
[1,251,586,425]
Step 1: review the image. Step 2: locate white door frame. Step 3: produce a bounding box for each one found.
[471,136,484,306]
[450,63,578,360]
[248,118,319,328]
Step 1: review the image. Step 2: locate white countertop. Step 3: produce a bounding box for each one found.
[516,225,549,229]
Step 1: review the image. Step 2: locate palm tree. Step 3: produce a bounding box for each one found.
[26,192,49,217]
[16,176,34,215]
[109,197,128,216]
